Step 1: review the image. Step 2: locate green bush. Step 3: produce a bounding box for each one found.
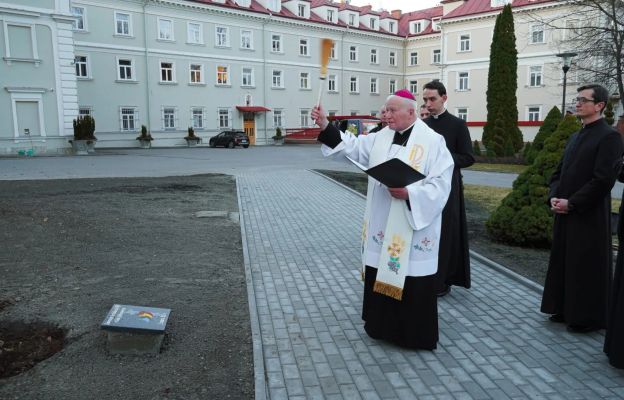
[472,140,482,156]
[524,106,561,164]
[72,115,96,140]
[136,125,153,141]
[486,114,581,247]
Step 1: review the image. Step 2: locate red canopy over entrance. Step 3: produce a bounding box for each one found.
[236,106,271,112]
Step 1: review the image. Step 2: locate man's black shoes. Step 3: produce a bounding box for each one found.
[437,285,451,297]
[548,314,565,323]
[566,324,600,333]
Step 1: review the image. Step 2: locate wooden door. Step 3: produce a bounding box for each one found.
[243,112,255,145]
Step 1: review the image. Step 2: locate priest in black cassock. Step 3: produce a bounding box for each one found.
[604,114,624,368]
[541,84,623,333]
[421,81,475,296]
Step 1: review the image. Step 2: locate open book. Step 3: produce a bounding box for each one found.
[346,156,426,188]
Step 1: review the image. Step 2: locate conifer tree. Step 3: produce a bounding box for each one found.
[524,106,561,164]
[486,115,581,247]
[482,4,522,156]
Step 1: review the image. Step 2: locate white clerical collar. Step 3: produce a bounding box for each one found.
[432,109,448,120]
[397,122,416,135]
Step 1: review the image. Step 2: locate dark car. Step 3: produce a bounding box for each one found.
[209,130,250,148]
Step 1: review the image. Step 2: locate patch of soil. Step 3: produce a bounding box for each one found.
[316,169,551,285]
[0,299,13,312]
[0,321,66,379]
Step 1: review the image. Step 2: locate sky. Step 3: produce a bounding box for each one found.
[348,0,441,13]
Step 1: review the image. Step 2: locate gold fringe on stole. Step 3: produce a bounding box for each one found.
[373,280,403,301]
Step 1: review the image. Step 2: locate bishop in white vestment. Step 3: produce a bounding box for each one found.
[312,90,453,349]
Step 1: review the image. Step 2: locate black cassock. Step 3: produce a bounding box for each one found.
[424,111,474,292]
[318,123,438,350]
[604,174,624,368]
[541,119,623,328]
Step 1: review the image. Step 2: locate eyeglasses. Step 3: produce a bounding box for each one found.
[574,97,596,104]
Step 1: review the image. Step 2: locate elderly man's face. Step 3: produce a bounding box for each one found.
[385,97,415,131]
[422,88,447,116]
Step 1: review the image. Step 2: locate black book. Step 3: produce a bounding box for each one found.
[347,156,426,188]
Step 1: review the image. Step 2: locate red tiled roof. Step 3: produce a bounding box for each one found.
[444,0,555,19]
[379,11,399,20]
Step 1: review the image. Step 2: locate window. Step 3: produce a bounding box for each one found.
[271,34,282,52]
[117,58,134,81]
[409,80,418,94]
[71,7,86,31]
[410,21,422,34]
[215,26,229,47]
[527,106,541,121]
[120,107,138,131]
[272,70,283,88]
[241,29,252,49]
[389,51,396,66]
[163,107,176,129]
[389,21,395,33]
[75,55,88,78]
[529,66,543,87]
[564,19,580,40]
[158,18,173,41]
[300,109,310,127]
[191,107,205,129]
[218,108,231,128]
[79,107,92,116]
[114,12,131,36]
[459,34,471,52]
[456,107,468,121]
[328,75,337,92]
[348,14,356,26]
[432,18,441,31]
[370,19,376,30]
[432,49,441,64]
[349,76,358,93]
[160,62,174,82]
[327,9,335,23]
[370,49,378,64]
[242,67,254,87]
[349,46,358,62]
[298,4,306,17]
[299,39,308,56]
[330,42,336,59]
[190,64,203,84]
[370,78,378,94]
[216,65,229,85]
[300,72,310,89]
[273,109,283,127]
[409,52,418,66]
[458,72,469,91]
[187,22,202,44]
[389,79,396,94]
[530,24,544,44]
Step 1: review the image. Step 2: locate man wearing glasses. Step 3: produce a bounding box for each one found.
[541,84,623,333]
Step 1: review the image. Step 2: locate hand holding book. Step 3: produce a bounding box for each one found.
[346,157,425,188]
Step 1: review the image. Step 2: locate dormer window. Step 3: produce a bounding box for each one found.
[491,0,512,6]
[410,21,422,34]
[432,18,441,31]
[389,21,395,33]
[349,14,356,26]
[236,0,251,6]
[298,4,306,17]
[327,9,335,23]
[370,18,376,30]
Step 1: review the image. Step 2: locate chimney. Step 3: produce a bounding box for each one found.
[391,9,401,18]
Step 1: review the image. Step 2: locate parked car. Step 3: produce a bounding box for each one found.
[209,130,250,148]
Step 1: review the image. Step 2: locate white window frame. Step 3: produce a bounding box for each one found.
[218,108,231,128]
[299,38,309,56]
[370,48,378,64]
[159,61,176,83]
[432,49,441,64]
[457,71,469,91]
[74,55,89,78]
[79,106,92,116]
[271,69,283,88]
[528,65,543,87]
[300,109,310,127]
[370,77,378,94]
[116,57,135,81]
[298,4,306,17]
[389,51,396,66]
[273,109,284,128]
[189,63,204,84]
[410,21,422,34]
[409,80,418,94]
[120,106,138,131]
[71,6,87,32]
[330,42,337,59]
[389,79,396,94]
[388,21,395,33]
[530,24,545,44]
[114,11,132,36]
[157,18,174,41]
[456,107,468,121]
[432,17,441,31]
[458,34,471,52]
[216,65,230,85]
[162,106,177,129]
[215,26,230,47]
[191,106,206,129]
[299,72,310,90]
[409,51,418,66]
[527,106,541,121]
[187,22,203,44]
[241,66,254,87]
[348,13,356,26]
[327,9,335,23]
[328,75,337,92]
[349,76,359,93]
[271,34,282,53]
[349,45,358,62]
[240,29,253,50]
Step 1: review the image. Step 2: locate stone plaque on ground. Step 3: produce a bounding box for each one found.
[101,304,171,355]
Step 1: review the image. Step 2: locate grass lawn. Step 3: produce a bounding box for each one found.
[467,163,527,174]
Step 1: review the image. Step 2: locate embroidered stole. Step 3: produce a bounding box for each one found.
[361,125,429,301]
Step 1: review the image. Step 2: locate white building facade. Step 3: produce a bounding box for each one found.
[0,0,586,154]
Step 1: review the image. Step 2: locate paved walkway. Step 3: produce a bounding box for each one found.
[237,169,624,400]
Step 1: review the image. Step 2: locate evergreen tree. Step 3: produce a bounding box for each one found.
[472,140,482,156]
[482,4,522,156]
[524,106,561,164]
[486,115,581,247]
[605,99,615,126]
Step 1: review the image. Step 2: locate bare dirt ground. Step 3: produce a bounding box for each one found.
[0,174,253,400]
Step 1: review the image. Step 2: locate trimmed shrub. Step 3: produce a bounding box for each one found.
[72,115,96,140]
[524,106,561,164]
[485,114,581,247]
[473,140,482,156]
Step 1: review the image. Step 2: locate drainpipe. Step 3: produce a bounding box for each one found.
[340,27,346,114]
[403,34,408,89]
[262,13,271,144]
[143,0,152,133]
